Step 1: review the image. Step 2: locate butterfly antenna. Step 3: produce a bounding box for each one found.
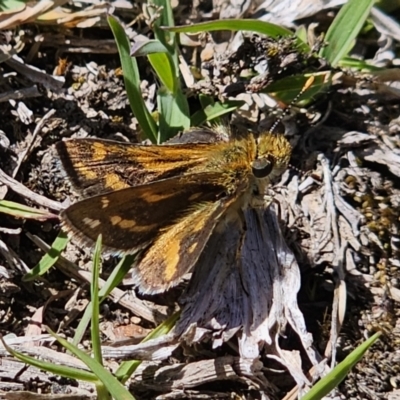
[269,75,315,135]
[288,163,304,176]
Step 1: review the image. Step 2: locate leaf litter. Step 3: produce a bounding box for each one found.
[0,1,399,399]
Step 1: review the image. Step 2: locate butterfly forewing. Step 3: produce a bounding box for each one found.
[56,138,227,197]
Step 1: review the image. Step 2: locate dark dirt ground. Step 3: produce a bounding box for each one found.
[0,1,400,400]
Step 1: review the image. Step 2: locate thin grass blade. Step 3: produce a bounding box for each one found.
[48,328,136,400]
[91,235,103,365]
[108,15,158,143]
[301,332,382,400]
[191,99,245,126]
[320,0,375,66]
[263,72,331,105]
[73,255,135,346]
[1,336,98,383]
[0,200,57,220]
[116,312,181,383]
[165,19,293,38]
[23,231,69,281]
[158,88,190,143]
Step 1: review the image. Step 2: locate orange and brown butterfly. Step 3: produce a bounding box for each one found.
[56,127,291,294]
[55,72,317,296]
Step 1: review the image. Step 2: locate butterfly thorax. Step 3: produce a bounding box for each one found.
[196,132,291,205]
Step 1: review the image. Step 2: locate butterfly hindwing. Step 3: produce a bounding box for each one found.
[60,175,229,254]
[133,199,235,293]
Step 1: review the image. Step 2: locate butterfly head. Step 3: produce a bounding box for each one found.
[252,133,292,180]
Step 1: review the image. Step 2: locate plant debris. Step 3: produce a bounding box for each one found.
[0,1,400,399]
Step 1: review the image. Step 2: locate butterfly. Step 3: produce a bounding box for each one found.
[56,127,291,294]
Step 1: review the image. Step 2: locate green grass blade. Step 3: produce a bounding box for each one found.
[22,231,69,281]
[166,19,293,38]
[73,299,96,347]
[295,25,308,45]
[190,99,245,126]
[98,254,136,299]
[147,0,190,142]
[0,200,57,220]
[131,40,177,93]
[108,15,158,143]
[48,329,136,400]
[73,255,135,346]
[0,0,26,11]
[320,0,375,66]
[1,336,98,383]
[149,0,180,89]
[149,52,177,94]
[140,311,180,342]
[158,87,190,143]
[91,235,103,365]
[338,56,382,71]
[131,39,169,56]
[116,312,181,383]
[152,0,175,30]
[263,72,331,105]
[301,332,382,400]
[151,0,178,59]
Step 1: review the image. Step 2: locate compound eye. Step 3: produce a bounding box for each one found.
[252,156,274,178]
